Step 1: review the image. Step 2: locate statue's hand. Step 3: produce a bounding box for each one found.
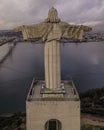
[82,25,92,32]
[13,26,23,32]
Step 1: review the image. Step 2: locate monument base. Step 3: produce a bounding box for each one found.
[26,79,80,130]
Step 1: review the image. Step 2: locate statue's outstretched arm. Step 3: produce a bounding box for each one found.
[60,22,92,40]
[81,25,92,32]
[13,25,31,39]
[13,23,51,40]
[13,26,23,32]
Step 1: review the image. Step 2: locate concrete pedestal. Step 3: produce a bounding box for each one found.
[26,80,80,130]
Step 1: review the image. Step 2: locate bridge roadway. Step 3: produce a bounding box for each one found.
[0,38,16,63]
[0,38,15,46]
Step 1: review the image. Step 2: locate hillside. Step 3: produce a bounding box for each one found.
[80,87,104,116]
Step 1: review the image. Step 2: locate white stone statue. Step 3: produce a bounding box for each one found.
[14,7,92,91]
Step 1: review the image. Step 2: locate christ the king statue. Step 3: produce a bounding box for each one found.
[14,7,92,92]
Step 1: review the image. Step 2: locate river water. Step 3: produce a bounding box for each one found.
[0,41,104,113]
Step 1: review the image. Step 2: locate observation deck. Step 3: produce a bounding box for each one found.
[26,78,79,101]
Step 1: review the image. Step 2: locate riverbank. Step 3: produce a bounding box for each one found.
[80,87,104,117]
[0,112,104,130]
[0,112,26,130]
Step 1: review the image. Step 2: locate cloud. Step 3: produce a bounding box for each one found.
[83,21,103,26]
[0,0,104,29]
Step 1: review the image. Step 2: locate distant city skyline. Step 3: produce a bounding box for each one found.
[0,0,104,29]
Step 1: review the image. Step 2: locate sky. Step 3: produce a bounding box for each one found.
[0,0,104,29]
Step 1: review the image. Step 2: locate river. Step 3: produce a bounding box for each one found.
[0,41,104,113]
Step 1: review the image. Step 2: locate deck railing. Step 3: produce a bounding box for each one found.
[27,78,80,102]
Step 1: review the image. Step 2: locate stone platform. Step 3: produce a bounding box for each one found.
[26,79,80,130]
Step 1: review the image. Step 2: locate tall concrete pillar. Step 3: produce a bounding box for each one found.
[44,40,61,90]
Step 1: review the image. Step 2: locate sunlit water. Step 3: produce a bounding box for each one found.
[0,41,104,113]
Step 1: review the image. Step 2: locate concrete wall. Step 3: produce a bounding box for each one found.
[26,100,80,130]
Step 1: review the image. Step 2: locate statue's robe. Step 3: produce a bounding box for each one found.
[14,22,91,90]
[14,22,91,41]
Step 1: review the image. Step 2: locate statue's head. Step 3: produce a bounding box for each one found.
[45,7,61,23]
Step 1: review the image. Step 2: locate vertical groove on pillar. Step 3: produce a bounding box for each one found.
[49,42,52,89]
[56,41,58,88]
[48,43,50,88]
[57,42,61,88]
[53,41,56,89]
[44,42,48,89]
